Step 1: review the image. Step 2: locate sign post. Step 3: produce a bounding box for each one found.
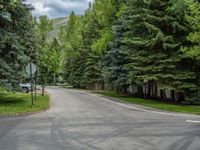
[26,63,36,106]
[34,71,37,101]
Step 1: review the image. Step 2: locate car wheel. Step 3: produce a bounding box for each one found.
[22,87,29,93]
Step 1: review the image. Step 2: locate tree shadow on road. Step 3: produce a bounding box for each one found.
[0,93,26,106]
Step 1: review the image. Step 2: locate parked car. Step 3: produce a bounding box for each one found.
[19,83,32,93]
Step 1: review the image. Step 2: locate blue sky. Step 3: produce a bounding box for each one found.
[27,0,92,18]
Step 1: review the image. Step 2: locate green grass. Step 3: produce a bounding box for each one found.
[0,90,49,115]
[96,91,200,115]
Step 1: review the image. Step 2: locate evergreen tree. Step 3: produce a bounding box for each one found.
[48,38,61,85]
[123,0,191,101]
[36,15,53,85]
[82,0,124,89]
[81,5,102,89]
[104,7,129,92]
[181,0,200,101]
[0,0,37,89]
[57,0,200,102]
[59,12,86,88]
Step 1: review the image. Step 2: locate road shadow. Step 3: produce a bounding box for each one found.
[0,93,26,105]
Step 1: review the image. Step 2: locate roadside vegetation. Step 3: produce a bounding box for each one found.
[0,89,49,115]
[96,91,200,115]
[59,0,200,104]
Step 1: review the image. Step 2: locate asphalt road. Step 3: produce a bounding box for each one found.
[0,87,200,150]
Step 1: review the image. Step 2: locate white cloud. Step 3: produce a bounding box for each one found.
[27,0,92,18]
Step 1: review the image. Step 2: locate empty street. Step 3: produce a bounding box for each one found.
[0,87,200,150]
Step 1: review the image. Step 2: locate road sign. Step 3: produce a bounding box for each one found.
[26,63,36,75]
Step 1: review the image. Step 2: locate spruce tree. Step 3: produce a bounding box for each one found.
[123,0,191,101]
[104,10,129,92]
[83,0,124,89]
[0,0,37,89]
[181,0,200,102]
[59,12,86,88]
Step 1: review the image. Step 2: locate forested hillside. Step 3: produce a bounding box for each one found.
[59,0,200,103]
[47,17,68,42]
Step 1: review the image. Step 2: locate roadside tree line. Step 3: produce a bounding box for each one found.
[59,0,200,103]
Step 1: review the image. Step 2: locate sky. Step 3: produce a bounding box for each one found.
[27,0,92,19]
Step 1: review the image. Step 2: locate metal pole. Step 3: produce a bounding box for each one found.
[42,85,44,96]
[30,63,34,106]
[198,73,200,99]
[34,71,37,101]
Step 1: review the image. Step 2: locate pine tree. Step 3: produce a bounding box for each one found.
[123,0,191,101]
[104,8,129,92]
[182,0,200,61]
[36,15,53,85]
[181,0,200,102]
[81,5,102,89]
[59,12,86,88]
[83,0,124,89]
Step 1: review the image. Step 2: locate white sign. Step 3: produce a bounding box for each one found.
[26,63,36,75]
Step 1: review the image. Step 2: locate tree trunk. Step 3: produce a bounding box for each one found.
[137,85,143,97]
[170,90,176,102]
[42,86,45,96]
[177,92,185,103]
[163,90,167,101]
[147,82,151,98]
[160,90,167,101]
[101,81,104,90]
[154,83,158,97]
[44,74,47,86]
[160,89,163,100]
[53,73,56,86]
[144,84,147,99]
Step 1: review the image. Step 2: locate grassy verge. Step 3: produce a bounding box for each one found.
[95,91,200,115]
[0,89,49,115]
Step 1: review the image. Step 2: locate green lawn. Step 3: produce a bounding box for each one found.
[0,89,49,115]
[96,91,200,115]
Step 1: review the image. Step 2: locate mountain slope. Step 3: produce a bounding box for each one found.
[47,17,68,41]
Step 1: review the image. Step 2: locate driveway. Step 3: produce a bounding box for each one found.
[0,87,200,150]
